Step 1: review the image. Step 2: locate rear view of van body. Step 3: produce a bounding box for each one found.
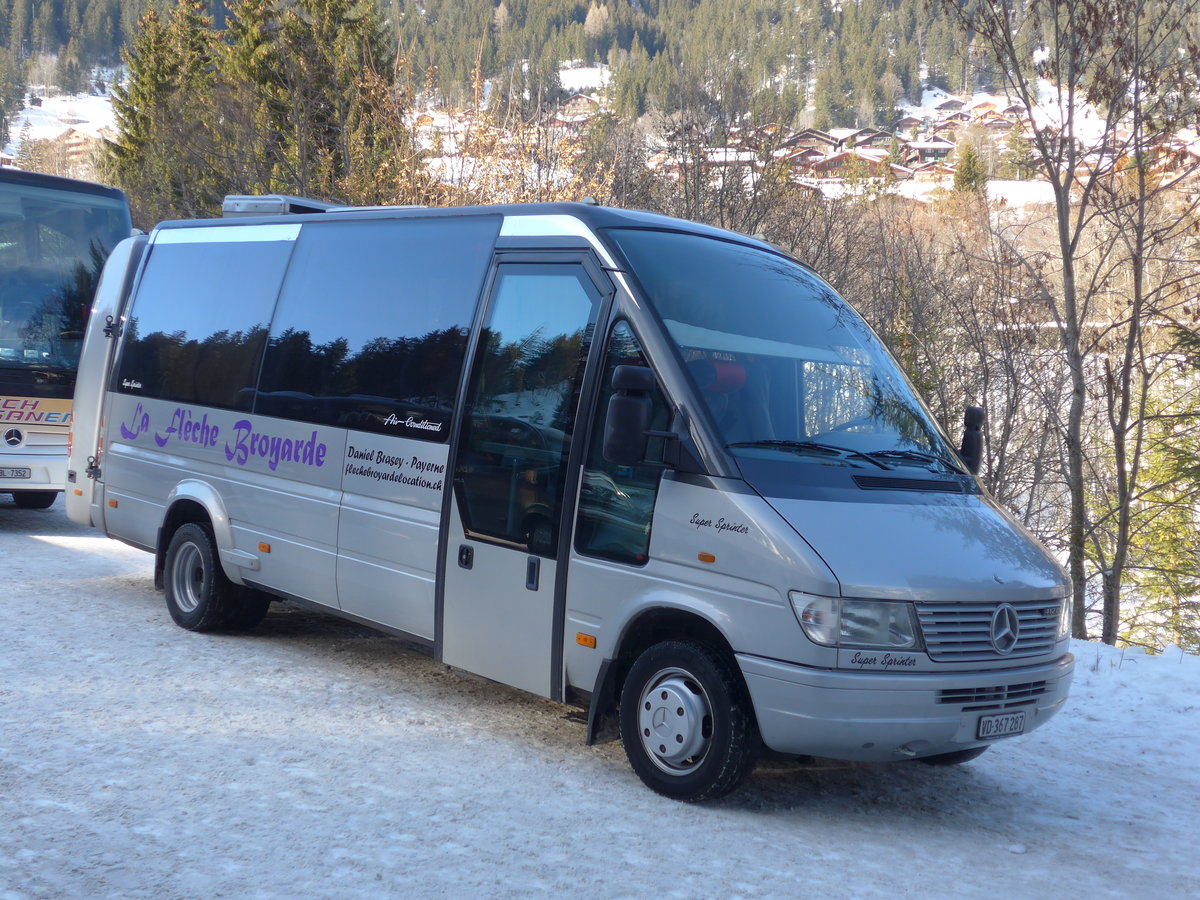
[68,201,1073,800]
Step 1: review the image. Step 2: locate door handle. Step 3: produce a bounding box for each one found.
[526,555,540,591]
[458,544,473,569]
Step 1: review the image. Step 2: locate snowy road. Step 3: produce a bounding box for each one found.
[2,500,1197,899]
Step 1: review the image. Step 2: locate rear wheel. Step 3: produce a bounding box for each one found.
[12,491,57,509]
[620,640,759,801]
[164,523,265,632]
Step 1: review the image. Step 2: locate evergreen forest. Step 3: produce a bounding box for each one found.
[2,0,985,142]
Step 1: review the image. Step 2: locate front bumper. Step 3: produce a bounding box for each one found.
[738,652,1074,762]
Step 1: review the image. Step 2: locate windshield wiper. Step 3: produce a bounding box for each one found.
[727,440,891,470]
[866,448,966,475]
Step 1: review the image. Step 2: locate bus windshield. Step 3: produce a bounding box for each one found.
[0,171,131,388]
[607,228,962,475]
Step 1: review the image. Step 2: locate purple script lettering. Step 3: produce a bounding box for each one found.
[224,420,327,471]
[119,402,150,440]
[155,407,220,449]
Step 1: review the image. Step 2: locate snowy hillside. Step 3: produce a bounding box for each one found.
[2,499,1197,899]
[2,91,115,161]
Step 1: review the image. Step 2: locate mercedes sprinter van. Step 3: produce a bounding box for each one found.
[67,200,1073,800]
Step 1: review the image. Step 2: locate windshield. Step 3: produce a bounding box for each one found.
[607,228,960,473]
[0,177,130,379]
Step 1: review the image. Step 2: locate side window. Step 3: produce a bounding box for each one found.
[256,216,499,439]
[575,321,668,566]
[455,264,601,556]
[116,234,293,409]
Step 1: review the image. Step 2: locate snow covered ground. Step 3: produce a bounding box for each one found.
[2,498,1198,899]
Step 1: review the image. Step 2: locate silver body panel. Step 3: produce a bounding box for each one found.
[739,651,1073,761]
[66,235,148,526]
[766,493,1068,603]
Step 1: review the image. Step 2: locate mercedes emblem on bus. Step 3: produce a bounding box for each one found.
[990,604,1021,655]
[3,428,23,447]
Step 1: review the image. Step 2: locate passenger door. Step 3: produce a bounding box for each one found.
[440,259,606,698]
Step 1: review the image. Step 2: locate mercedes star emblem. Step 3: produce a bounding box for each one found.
[990,603,1021,655]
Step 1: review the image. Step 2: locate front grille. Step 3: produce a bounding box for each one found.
[916,599,1062,662]
[938,681,1049,710]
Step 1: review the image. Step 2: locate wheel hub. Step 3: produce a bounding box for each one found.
[171,543,204,614]
[637,671,710,770]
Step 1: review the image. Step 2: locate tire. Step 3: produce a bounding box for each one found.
[163,523,255,632]
[620,640,760,801]
[917,746,989,766]
[12,491,58,510]
[223,588,273,631]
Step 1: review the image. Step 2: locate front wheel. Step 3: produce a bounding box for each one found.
[620,640,760,801]
[12,491,58,509]
[164,523,260,632]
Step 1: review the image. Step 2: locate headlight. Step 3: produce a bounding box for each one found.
[789,592,921,650]
[1058,596,1072,639]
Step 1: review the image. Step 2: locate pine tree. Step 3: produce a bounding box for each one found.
[1001,123,1034,180]
[953,142,986,193]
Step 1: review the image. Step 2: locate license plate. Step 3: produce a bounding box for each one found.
[977,710,1026,739]
[0,467,31,479]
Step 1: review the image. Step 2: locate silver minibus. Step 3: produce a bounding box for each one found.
[68,199,1073,800]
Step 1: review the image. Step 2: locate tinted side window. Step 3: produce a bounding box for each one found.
[116,231,294,409]
[256,216,500,440]
[574,321,668,565]
[455,264,601,555]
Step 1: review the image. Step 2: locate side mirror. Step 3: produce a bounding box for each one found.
[960,405,985,475]
[603,365,655,466]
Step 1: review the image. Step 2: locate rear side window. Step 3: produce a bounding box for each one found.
[116,228,294,409]
[255,216,499,440]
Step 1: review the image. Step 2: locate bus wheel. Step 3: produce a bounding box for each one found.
[620,640,759,801]
[12,491,57,509]
[917,746,989,766]
[164,523,243,632]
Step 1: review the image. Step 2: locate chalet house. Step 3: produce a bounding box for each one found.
[781,128,841,154]
[837,128,894,149]
[981,115,1018,135]
[811,149,892,178]
[895,115,923,134]
[911,160,957,182]
[778,146,827,174]
[906,138,955,164]
[935,97,965,112]
[560,93,600,117]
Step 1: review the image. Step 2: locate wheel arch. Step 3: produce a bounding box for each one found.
[586,604,745,745]
[154,481,235,590]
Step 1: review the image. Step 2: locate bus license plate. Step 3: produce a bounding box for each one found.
[0,467,32,479]
[977,710,1026,739]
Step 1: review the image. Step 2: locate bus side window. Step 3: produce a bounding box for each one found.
[574,321,668,566]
